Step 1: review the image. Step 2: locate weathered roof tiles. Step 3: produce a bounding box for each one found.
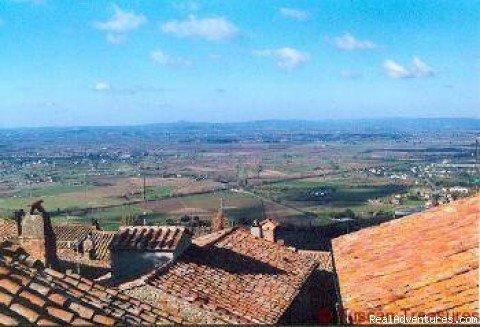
[0,241,179,325]
[111,226,189,251]
[0,219,17,243]
[123,227,318,324]
[332,195,479,323]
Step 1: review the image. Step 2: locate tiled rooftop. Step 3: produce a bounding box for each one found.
[53,224,95,248]
[0,219,16,242]
[332,195,479,322]
[112,226,189,252]
[54,228,116,278]
[123,227,318,324]
[0,241,179,325]
[91,231,116,261]
[298,250,333,272]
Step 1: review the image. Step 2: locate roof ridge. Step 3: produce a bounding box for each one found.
[192,227,237,247]
[336,194,480,241]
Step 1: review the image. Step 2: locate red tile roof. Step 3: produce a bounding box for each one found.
[112,226,189,252]
[192,228,234,247]
[123,227,318,324]
[0,241,179,325]
[53,224,95,247]
[91,231,116,260]
[298,250,333,272]
[0,219,17,242]
[332,195,479,323]
[54,227,115,276]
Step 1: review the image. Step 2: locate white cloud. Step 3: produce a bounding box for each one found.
[95,4,146,32]
[383,60,411,79]
[412,56,434,77]
[93,81,111,91]
[279,7,309,21]
[161,15,238,41]
[106,33,125,44]
[150,50,191,66]
[253,47,309,70]
[331,33,376,50]
[94,4,146,43]
[383,57,435,79]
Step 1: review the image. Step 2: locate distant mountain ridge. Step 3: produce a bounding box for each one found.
[2,118,479,133]
[146,118,480,132]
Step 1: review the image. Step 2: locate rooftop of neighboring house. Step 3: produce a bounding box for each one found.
[53,223,96,247]
[0,206,332,325]
[111,226,190,252]
[56,229,117,280]
[332,194,479,323]
[0,241,180,325]
[120,227,319,324]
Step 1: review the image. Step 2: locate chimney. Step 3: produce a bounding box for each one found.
[82,233,95,260]
[14,209,25,236]
[212,198,226,232]
[250,220,262,238]
[18,202,58,267]
[91,218,102,231]
[261,219,278,243]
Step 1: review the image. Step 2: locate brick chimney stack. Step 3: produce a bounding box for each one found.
[18,201,58,267]
[212,198,226,232]
[260,219,279,243]
[82,232,95,260]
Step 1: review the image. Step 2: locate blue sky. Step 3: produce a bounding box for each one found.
[0,0,478,127]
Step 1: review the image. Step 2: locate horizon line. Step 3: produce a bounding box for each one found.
[1,116,479,130]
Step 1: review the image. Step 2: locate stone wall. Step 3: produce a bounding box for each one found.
[112,251,174,281]
[112,236,192,281]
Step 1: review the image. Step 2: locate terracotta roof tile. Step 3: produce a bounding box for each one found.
[19,290,45,308]
[46,306,74,323]
[0,241,177,325]
[124,227,317,324]
[10,302,39,323]
[36,318,59,326]
[0,312,19,325]
[332,195,480,323]
[112,226,189,251]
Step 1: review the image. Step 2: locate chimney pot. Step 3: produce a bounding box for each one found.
[250,220,262,238]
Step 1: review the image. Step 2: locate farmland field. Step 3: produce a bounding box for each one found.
[1,120,478,231]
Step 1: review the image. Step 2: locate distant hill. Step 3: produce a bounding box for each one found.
[2,118,479,134]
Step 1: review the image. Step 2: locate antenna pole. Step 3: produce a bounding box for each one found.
[84,173,87,200]
[476,139,479,193]
[143,169,146,202]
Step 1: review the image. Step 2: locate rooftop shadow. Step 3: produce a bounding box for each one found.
[180,245,287,275]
